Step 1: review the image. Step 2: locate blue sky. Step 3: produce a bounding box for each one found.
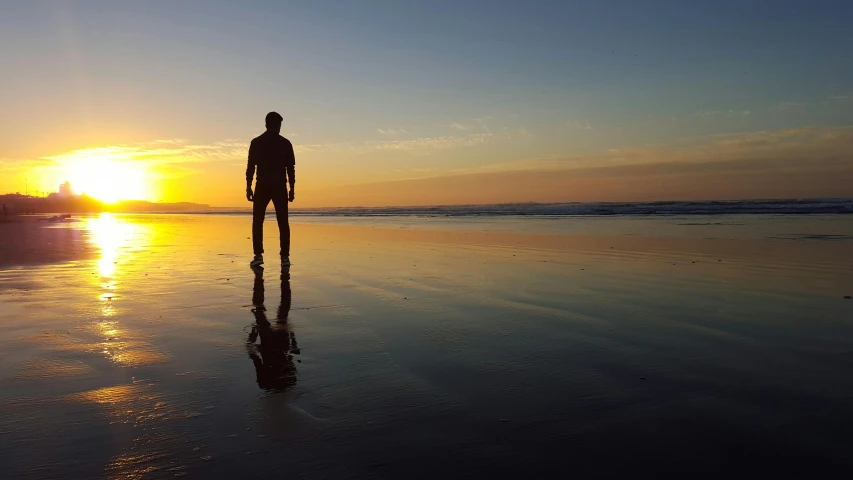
[1,0,852,205]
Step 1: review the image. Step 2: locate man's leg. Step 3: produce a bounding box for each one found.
[270,188,290,258]
[252,187,272,256]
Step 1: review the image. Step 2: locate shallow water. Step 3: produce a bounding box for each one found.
[1,213,853,478]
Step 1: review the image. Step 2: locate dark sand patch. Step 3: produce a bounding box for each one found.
[0,219,94,270]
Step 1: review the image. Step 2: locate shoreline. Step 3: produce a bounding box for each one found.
[1,197,852,217]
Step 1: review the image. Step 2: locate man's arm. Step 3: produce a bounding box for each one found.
[246,141,255,201]
[286,141,296,202]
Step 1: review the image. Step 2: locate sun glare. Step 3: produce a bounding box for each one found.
[34,145,164,203]
[64,156,151,203]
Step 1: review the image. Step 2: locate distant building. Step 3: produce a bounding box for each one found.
[58,181,73,198]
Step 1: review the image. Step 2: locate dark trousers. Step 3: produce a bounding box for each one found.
[252,185,289,257]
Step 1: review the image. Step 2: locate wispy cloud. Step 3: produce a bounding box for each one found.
[0,156,57,172]
[829,94,853,102]
[451,115,513,133]
[377,128,409,135]
[568,119,593,130]
[695,110,751,119]
[447,125,853,175]
[372,133,505,153]
[41,139,249,166]
[296,132,515,156]
[771,101,807,111]
[474,116,493,133]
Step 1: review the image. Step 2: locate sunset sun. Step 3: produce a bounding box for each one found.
[62,155,153,203]
[66,158,149,203]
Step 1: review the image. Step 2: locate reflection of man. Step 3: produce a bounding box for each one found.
[247,267,299,391]
[246,111,296,268]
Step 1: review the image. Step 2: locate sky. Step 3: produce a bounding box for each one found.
[1,0,852,207]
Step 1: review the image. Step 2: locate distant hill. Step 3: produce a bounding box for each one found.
[0,194,248,214]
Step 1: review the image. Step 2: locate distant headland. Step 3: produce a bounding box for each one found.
[0,192,240,214]
[0,181,243,214]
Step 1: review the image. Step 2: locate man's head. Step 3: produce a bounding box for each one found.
[265,111,283,133]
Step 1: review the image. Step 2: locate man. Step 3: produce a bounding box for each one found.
[246,111,296,267]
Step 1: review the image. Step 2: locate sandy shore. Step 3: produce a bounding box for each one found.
[1,213,853,478]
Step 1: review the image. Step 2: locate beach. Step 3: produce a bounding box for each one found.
[2,212,853,478]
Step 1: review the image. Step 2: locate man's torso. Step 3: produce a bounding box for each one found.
[251,132,293,187]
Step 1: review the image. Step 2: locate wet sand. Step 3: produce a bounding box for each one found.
[0,216,95,269]
[2,213,853,478]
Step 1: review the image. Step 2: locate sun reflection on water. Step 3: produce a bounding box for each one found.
[87,213,142,278]
[85,214,165,367]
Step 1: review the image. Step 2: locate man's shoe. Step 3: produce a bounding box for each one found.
[250,255,264,267]
[281,256,291,267]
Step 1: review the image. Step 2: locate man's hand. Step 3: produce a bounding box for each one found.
[246,187,254,202]
[288,187,295,203]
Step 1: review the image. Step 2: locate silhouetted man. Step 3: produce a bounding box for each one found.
[246,111,296,267]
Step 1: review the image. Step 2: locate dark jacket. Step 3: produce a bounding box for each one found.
[246,131,296,188]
